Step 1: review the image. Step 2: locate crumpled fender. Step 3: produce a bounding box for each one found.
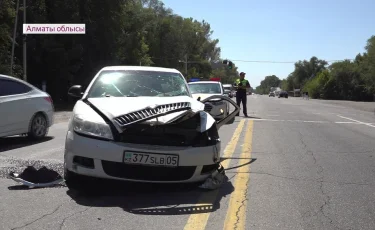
[197,111,217,132]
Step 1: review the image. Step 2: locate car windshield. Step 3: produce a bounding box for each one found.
[87,70,189,98]
[223,86,231,91]
[188,83,222,94]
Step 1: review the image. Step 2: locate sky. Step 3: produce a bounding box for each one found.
[162,0,375,87]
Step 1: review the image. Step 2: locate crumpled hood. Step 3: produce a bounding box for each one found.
[85,96,216,133]
[87,96,203,117]
[191,93,221,101]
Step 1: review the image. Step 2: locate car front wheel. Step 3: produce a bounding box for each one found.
[28,113,48,140]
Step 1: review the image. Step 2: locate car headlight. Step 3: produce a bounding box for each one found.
[73,114,113,140]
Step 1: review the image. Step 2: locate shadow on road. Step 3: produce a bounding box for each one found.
[8,184,66,190]
[66,178,234,215]
[243,116,262,119]
[0,136,54,152]
[221,158,257,171]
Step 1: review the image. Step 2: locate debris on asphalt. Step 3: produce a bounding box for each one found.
[198,164,228,190]
[8,165,64,188]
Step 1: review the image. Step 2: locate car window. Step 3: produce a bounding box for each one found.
[87,70,190,98]
[0,79,32,96]
[188,83,222,94]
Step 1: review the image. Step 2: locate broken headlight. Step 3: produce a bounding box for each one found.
[73,114,113,140]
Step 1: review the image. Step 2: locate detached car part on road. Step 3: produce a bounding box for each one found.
[0,74,54,139]
[64,66,239,186]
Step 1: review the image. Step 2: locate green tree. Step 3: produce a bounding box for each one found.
[255,75,281,94]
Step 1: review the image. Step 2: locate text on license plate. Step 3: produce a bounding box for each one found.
[123,152,179,167]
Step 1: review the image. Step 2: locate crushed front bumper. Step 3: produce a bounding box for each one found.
[64,131,221,183]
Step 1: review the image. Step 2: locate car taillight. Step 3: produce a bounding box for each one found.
[44,96,53,104]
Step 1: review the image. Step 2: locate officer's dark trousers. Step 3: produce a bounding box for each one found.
[236,92,247,115]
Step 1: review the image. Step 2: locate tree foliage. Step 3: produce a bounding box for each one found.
[0,0,238,102]
[255,75,281,94]
[277,35,375,101]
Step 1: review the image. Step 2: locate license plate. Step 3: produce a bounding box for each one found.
[123,151,179,167]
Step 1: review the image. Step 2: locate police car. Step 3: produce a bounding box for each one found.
[188,81,229,120]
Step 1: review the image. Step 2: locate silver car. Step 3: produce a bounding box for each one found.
[0,74,54,139]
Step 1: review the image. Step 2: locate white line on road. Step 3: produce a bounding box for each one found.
[337,115,375,128]
[248,118,329,123]
[247,118,372,125]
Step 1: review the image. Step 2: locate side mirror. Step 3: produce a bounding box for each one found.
[197,96,201,101]
[68,85,83,98]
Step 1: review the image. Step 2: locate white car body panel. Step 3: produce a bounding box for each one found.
[0,75,54,137]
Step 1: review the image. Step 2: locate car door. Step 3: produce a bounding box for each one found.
[0,78,34,136]
[201,95,239,129]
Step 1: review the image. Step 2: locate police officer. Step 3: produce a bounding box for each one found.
[233,72,251,117]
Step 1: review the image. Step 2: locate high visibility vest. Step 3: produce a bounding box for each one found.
[234,79,249,90]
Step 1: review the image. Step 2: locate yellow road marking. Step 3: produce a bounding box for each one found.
[223,120,254,230]
[184,119,246,230]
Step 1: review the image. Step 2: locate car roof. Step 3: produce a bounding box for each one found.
[100,66,181,74]
[188,81,221,84]
[0,74,38,90]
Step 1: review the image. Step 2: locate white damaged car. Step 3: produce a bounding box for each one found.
[64,66,239,186]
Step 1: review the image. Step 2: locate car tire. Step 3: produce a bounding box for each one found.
[28,113,48,140]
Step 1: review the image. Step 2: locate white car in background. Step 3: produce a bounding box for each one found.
[64,66,239,187]
[188,81,229,120]
[0,74,54,139]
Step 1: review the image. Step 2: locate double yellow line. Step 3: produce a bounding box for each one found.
[184,119,254,230]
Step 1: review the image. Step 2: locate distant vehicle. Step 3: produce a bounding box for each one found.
[269,92,275,97]
[222,84,234,98]
[188,81,230,120]
[278,91,288,98]
[0,74,54,139]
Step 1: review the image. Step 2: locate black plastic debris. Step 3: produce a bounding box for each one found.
[198,164,228,190]
[8,166,63,188]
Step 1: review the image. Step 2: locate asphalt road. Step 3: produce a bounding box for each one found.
[0,95,374,230]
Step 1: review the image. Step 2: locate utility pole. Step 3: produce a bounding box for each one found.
[23,0,27,81]
[10,0,20,76]
[184,54,188,76]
